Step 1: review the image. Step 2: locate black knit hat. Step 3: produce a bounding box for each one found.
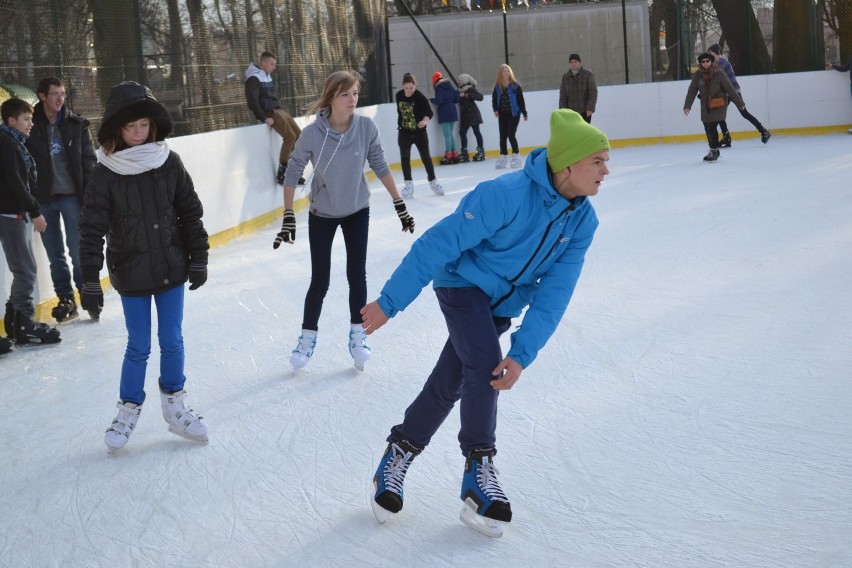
[708,44,721,55]
[569,53,581,62]
[97,81,173,145]
[698,52,713,63]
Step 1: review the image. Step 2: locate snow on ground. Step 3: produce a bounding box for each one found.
[1,135,850,568]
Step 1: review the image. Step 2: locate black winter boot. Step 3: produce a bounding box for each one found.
[472,147,485,161]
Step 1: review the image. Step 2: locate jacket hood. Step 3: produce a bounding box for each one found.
[458,73,477,91]
[97,81,172,145]
[523,147,581,208]
[245,62,271,82]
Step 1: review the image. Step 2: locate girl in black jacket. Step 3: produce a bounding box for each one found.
[396,73,443,198]
[79,81,211,454]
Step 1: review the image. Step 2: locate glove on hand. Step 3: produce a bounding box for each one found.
[393,199,415,233]
[188,263,207,290]
[273,209,296,249]
[81,281,104,316]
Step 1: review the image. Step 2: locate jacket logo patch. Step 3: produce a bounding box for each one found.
[560,237,570,243]
[464,211,474,219]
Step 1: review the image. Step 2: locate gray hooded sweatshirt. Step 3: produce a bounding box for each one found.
[284,109,391,218]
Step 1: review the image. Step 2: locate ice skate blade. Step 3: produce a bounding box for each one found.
[370,480,394,524]
[460,499,506,538]
[167,426,209,444]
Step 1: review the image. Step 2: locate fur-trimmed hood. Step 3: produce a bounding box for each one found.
[97,81,173,145]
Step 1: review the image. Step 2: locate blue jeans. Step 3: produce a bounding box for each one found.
[303,207,369,331]
[39,195,82,299]
[0,216,37,318]
[119,285,185,404]
[389,287,512,455]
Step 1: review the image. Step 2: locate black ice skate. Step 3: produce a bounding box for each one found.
[718,132,731,148]
[703,149,720,162]
[459,449,512,538]
[0,336,12,355]
[371,440,421,524]
[4,301,14,337]
[761,129,772,144]
[13,312,61,345]
[458,149,470,163]
[472,147,485,161]
[51,297,79,323]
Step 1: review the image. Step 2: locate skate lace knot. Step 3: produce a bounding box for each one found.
[477,457,509,503]
[383,444,414,494]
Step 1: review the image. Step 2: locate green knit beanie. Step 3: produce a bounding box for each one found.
[546,109,610,172]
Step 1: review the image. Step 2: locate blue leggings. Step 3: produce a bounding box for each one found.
[441,121,457,153]
[303,207,370,331]
[389,287,512,454]
[119,285,185,404]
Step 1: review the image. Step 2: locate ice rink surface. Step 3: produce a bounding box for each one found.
[1,134,850,567]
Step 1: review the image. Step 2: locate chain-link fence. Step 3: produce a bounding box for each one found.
[0,0,388,137]
[2,0,848,140]
[387,0,850,95]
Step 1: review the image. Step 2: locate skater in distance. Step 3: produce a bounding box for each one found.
[683,52,745,162]
[362,109,610,537]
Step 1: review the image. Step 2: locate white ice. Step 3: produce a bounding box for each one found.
[1,135,850,567]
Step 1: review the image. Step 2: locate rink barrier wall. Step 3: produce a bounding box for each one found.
[2,69,850,325]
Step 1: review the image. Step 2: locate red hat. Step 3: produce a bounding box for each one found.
[431,72,442,86]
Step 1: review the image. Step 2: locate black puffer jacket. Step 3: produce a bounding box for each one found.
[79,151,208,296]
[26,102,96,203]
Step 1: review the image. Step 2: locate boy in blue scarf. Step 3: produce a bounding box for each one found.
[0,98,61,350]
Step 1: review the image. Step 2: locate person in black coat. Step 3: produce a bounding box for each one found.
[25,77,97,322]
[78,81,211,454]
[456,73,485,162]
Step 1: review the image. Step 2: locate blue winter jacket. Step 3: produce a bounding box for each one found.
[377,147,598,368]
[430,79,460,123]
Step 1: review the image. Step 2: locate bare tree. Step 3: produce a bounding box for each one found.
[185,0,220,122]
[774,0,824,72]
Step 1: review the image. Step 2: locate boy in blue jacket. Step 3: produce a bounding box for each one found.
[362,109,610,537]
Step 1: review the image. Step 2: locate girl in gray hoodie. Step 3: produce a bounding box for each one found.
[273,70,416,373]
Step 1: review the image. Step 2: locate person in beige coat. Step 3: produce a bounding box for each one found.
[683,52,745,162]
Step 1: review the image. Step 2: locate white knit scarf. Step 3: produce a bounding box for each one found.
[97,141,170,175]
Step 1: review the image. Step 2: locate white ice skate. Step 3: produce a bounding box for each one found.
[401,180,414,199]
[494,155,508,169]
[290,329,317,371]
[428,179,444,196]
[159,388,208,443]
[509,153,522,168]
[104,401,141,454]
[349,324,371,371]
[460,498,509,538]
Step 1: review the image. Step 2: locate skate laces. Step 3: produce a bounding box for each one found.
[382,443,415,494]
[165,390,201,422]
[349,327,368,351]
[476,457,509,503]
[293,333,316,356]
[108,402,140,435]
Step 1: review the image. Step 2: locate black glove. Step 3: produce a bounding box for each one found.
[188,262,207,290]
[273,209,296,248]
[81,281,103,316]
[393,198,415,233]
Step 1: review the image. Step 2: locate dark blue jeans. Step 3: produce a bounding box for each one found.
[119,285,186,405]
[303,207,369,331]
[39,195,82,299]
[389,287,512,455]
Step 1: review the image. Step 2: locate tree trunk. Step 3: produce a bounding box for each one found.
[166,0,186,92]
[712,0,771,75]
[650,0,680,80]
[185,0,219,120]
[91,0,146,105]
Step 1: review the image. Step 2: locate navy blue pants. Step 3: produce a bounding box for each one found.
[389,287,512,455]
[302,207,369,331]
